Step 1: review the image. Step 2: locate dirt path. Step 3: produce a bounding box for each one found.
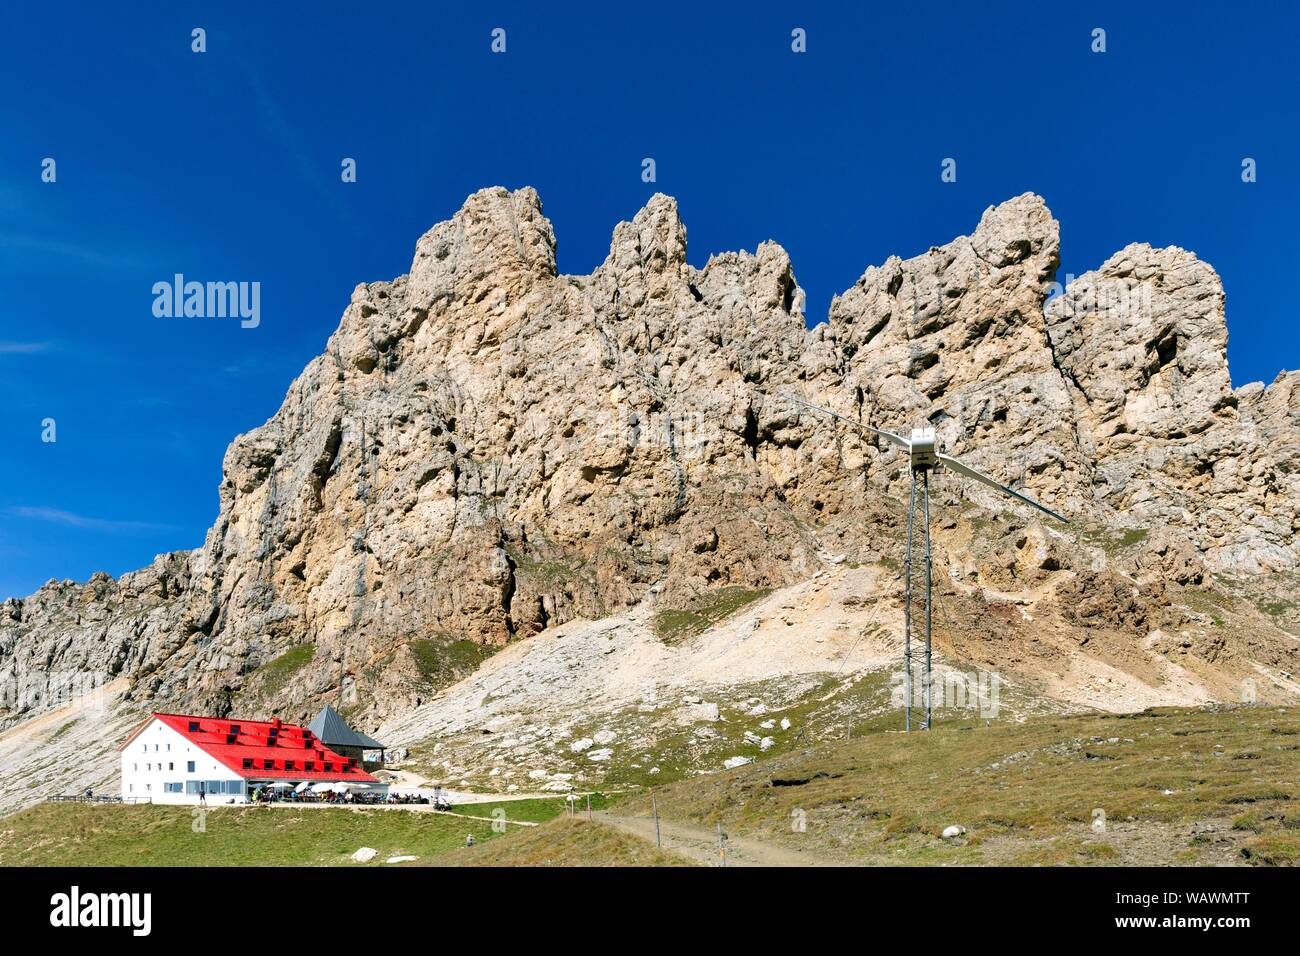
[595,811,843,867]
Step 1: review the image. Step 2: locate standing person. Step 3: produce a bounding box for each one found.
[198,786,207,807]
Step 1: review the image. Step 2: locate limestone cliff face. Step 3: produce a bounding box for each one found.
[1,187,1294,729]
[1046,245,1298,573]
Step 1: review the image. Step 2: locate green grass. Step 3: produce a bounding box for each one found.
[1079,525,1149,554]
[0,803,507,867]
[447,794,611,824]
[408,635,496,685]
[653,586,772,645]
[253,644,315,697]
[614,705,1300,866]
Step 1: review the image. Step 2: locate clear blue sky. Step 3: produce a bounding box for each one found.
[1,2,1296,599]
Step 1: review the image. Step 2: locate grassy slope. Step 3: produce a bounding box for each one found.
[613,704,1300,865]
[6,708,1296,867]
[0,804,506,867]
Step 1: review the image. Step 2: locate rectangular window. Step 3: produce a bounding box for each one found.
[263,759,274,770]
[285,760,295,771]
[187,761,195,773]
[185,781,200,794]
[242,758,253,769]
[188,721,199,732]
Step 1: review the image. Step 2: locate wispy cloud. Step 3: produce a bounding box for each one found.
[0,341,50,355]
[243,61,359,229]
[0,231,153,271]
[4,506,176,533]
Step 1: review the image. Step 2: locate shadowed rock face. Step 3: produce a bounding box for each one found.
[1,187,1295,728]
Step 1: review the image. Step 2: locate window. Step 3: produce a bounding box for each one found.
[186,761,195,773]
[324,763,333,772]
[128,784,133,793]
[164,782,183,794]
[285,760,296,771]
[132,763,137,771]
[188,721,199,732]
[230,724,240,735]
[168,763,174,771]
[242,758,253,769]
[146,763,151,771]
[185,781,200,794]
[263,759,274,770]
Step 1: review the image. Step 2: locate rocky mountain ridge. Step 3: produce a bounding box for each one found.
[2,187,1296,738]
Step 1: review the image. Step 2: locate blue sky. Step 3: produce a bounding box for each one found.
[1,2,1296,599]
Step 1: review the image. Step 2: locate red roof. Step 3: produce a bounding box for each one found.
[135,713,379,783]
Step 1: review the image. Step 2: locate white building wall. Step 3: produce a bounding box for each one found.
[119,718,247,805]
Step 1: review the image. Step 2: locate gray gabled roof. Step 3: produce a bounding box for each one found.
[308,705,385,750]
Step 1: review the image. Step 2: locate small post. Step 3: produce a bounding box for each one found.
[652,794,661,848]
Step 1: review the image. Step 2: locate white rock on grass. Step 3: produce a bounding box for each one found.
[593,730,616,745]
[723,756,753,770]
[941,825,966,839]
[569,737,594,753]
[760,719,776,729]
[760,737,775,751]
[587,748,613,761]
[351,847,378,863]
[386,855,418,864]
[780,718,791,730]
